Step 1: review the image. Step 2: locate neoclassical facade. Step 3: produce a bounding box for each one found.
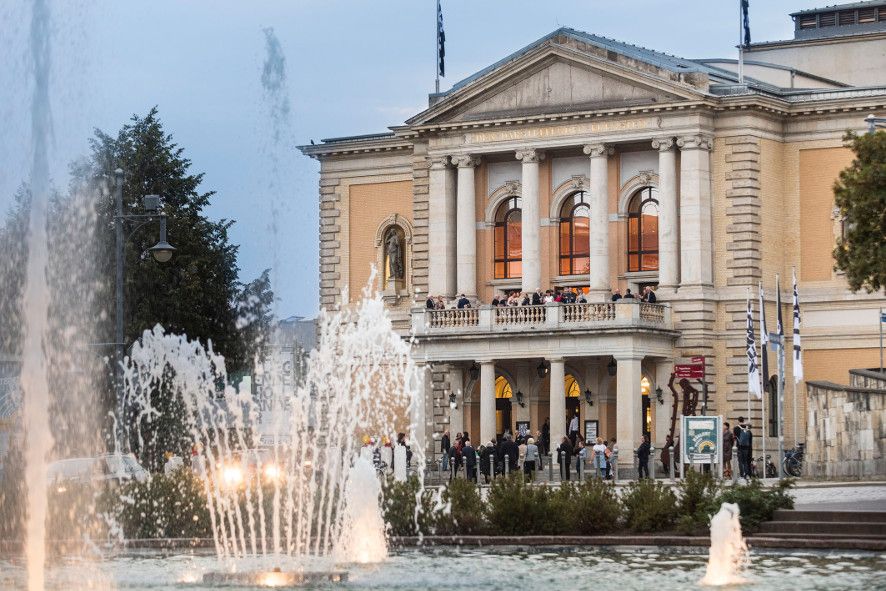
[301,3,886,474]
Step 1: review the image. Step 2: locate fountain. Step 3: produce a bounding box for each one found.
[700,502,749,586]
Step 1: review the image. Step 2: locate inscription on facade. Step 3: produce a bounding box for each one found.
[464,117,659,144]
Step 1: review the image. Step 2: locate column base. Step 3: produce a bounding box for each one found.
[588,289,610,303]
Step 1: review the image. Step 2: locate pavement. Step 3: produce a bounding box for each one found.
[788,481,886,511]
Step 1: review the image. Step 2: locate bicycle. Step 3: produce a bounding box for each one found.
[751,454,777,478]
[783,443,804,478]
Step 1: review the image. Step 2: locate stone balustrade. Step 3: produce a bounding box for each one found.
[412,301,671,336]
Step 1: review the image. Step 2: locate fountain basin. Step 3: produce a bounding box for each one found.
[202,568,347,587]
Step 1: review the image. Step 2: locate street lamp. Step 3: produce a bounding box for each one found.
[113,170,175,449]
[864,113,886,134]
[655,386,664,405]
[583,388,594,406]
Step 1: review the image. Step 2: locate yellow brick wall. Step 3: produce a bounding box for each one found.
[760,138,788,283]
[805,347,882,386]
[798,147,854,282]
[347,180,413,299]
[711,137,729,288]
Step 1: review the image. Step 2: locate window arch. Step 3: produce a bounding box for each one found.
[558,191,590,275]
[494,196,522,279]
[627,187,659,272]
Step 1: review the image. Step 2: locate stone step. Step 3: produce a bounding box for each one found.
[752,532,886,540]
[772,509,886,523]
[758,520,886,537]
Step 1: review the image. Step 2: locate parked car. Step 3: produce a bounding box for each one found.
[47,453,149,491]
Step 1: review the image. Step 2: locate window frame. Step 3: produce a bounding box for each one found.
[626,187,660,273]
[493,196,523,279]
[558,190,591,276]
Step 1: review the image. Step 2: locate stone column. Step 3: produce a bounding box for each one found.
[652,137,679,291]
[615,355,644,477]
[583,143,613,301]
[454,155,480,299]
[449,365,465,438]
[516,148,544,293]
[653,360,674,449]
[676,135,713,287]
[479,360,496,446]
[548,358,566,447]
[428,156,457,297]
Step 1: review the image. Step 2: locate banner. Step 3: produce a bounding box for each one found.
[681,415,722,464]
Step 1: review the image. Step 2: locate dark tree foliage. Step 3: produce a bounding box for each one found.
[833,130,886,293]
[236,268,275,365]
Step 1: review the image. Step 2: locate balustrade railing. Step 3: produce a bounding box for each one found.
[427,308,479,329]
[561,302,615,323]
[639,303,666,323]
[495,304,546,326]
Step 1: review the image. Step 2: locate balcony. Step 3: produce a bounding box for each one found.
[411,301,672,337]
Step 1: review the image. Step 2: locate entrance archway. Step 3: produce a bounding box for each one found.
[565,373,581,438]
[641,376,653,439]
[495,375,513,438]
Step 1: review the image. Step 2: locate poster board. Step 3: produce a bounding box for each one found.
[515,421,530,438]
[681,415,722,465]
[584,420,599,444]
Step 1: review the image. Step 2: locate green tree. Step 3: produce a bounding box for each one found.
[832,130,886,292]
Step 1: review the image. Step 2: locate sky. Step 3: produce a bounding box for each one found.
[0,0,825,320]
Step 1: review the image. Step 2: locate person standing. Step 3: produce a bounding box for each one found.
[574,438,587,478]
[524,437,539,482]
[722,422,735,479]
[541,418,550,457]
[440,430,451,472]
[592,437,607,479]
[456,294,470,309]
[568,412,580,446]
[463,440,477,482]
[479,441,493,483]
[660,434,674,476]
[637,435,651,479]
[735,417,753,479]
[557,436,573,481]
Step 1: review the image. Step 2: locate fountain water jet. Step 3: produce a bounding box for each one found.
[700,502,749,586]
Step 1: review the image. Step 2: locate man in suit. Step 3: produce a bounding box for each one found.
[463,440,477,482]
[457,294,470,309]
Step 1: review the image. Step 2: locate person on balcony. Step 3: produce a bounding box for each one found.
[641,286,657,303]
[611,289,622,301]
[520,292,531,306]
[623,289,636,300]
[426,295,435,309]
[532,289,543,305]
[457,294,471,309]
[435,296,445,310]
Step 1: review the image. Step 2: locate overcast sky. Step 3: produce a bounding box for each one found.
[0,0,824,319]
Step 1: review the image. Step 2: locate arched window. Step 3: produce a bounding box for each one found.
[558,191,590,275]
[564,374,580,398]
[627,187,659,272]
[494,196,522,279]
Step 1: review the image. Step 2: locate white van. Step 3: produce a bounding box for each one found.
[47,453,149,490]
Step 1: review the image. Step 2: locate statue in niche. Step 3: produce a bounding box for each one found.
[385,228,404,280]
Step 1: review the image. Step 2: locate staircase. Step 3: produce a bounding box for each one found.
[756,509,886,549]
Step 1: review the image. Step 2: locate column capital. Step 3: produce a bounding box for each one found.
[428,155,450,170]
[651,137,675,152]
[452,154,481,168]
[676,134,713,151]
[582,143,614,158]
[479,359,496,366]
[546,357,565,364]
[515,148,545,163]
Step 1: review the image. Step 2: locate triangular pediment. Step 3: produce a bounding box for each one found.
[408,30,712,126]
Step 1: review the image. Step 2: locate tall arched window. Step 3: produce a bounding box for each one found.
[494,196,522,279]
[558,191,590,275]
[627,187,659,272]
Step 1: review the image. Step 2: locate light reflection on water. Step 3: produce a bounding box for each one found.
[0,546,883,590]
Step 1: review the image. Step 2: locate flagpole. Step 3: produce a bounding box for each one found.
[746,289,752,425]
[792,267,798,448]
[435,0,440,94]
[759,281,767,479]
[738,0,744,84]
[776,274,785,479]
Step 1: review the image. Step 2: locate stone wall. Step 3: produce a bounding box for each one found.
[805,369,886,479]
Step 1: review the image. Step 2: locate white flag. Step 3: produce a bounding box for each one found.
[792,268,803,383]
[746,297,762,399]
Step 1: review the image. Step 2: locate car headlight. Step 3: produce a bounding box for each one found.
[222,465,244,486]
[263,464,281,480]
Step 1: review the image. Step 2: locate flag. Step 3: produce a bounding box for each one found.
[792,268,803,383]
[741,0,751,47]
[776,274,785,375]
[759,282,769,392]
[747,297,762,399]
[437,0,445,78]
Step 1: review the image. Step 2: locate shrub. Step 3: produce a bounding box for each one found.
[436,478,485,535]
[102,468,211,539]
[485,475,559,535]
[381,476,439,536]
[568,479,621,535]
[675,470,721,535]
[717,478,795,532]
[621,478,677,532]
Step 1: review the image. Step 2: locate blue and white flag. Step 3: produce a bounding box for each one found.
[792,268,803,383]
[747,297,762,399]
[741,0,751,47]
[759,281,769,391]
[776,274,785,371]
[437,0,445,77]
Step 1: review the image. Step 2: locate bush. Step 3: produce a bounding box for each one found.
[436,478,484,535]
[675,470,721,535]
[485,475,561,535]
[717,478,795,532]
[102,468,211,539]
[381,476,439,536]
[621,479,677,532]
[568,479,621,535]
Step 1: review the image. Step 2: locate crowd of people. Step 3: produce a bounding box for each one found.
[426,285,660,310]
[440,428,626,483]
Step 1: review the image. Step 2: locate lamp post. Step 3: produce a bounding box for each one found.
[113,168,176,448]
[864,114,886,134]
